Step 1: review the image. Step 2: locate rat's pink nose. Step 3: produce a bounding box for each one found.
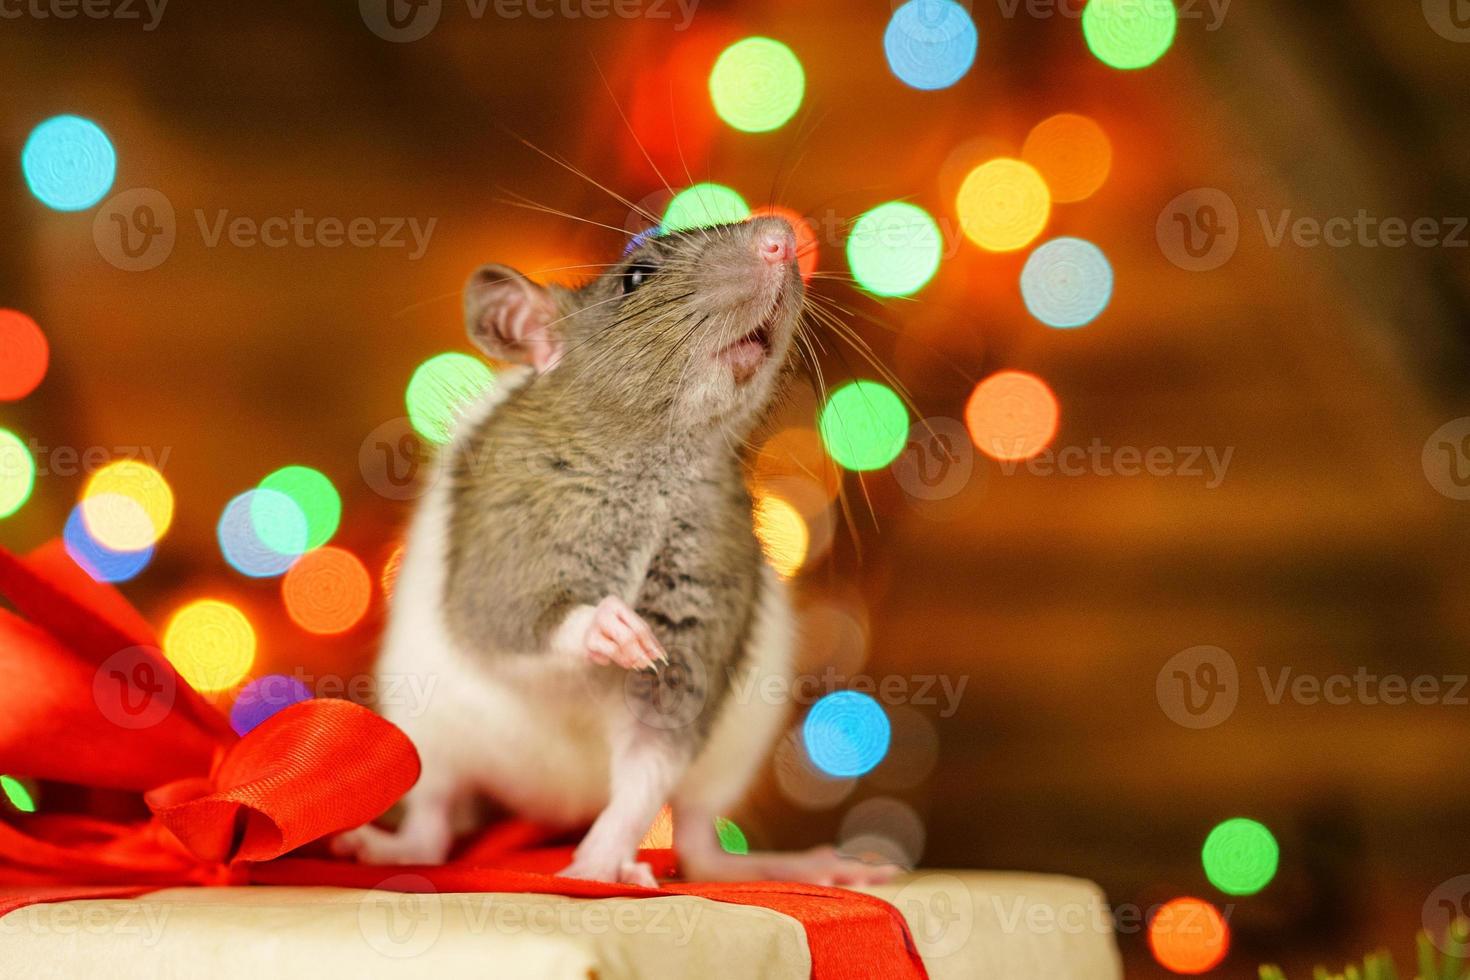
[753,218,797,265]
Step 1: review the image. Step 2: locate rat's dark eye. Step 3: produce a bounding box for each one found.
[623,262,657,294]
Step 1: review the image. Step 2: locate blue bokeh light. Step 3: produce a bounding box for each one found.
[218,489,308,578]
[884,0,979,91]
[22,115,117,211]
[1020,236,1114,328]
[63,504,153,583]
[803,691,892,778]
[229,674,314,736]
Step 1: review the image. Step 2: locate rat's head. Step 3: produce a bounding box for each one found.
[465,215,803,436]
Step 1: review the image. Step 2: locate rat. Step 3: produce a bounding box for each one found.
[332,215,899,888]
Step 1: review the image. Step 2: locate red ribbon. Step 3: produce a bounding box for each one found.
[0,542,926,979]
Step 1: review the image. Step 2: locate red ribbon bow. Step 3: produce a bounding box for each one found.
[0,541,926,979]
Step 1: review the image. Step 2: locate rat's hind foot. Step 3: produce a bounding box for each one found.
[554,596,666,671]
[330,823,452,866]
[556,857,660,888]
[683,846,903,887]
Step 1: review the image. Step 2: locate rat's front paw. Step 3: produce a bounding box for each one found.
[582,596,666,671]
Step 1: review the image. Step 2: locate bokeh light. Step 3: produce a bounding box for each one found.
[640,805,674,850]
[750,205,819,282]
[819,380,909,472]
[839,797,926,868]
[716,816,749,855]
[0,310,49,401]
[382,544,406,600]
[256,466,340,552]
[0,429,36,520]
[229,674,314,736]
[1083,0,1178,70]
[956,158,1052,253]
[662,183,751,233]
[81,460,174,550]
[775,726,858,810]
[1148,898,1230,974]
[1020,237,1114,328]
[163,599,256,693]
[0,775,36,813]
[846,201,943,297]
[754,427,842,503]
[64,505,153,583]
[965,371,1059,461]
[868,705,941,792]
[753,493,810,579]
[884,0,979,91]
[22,114,116,211]
[220,489,309,578]
[406,352,496,446]
[1021,113,1113,204]
[1202,817,1280,896]
[282,546,372,635]
[709,36,805,133]
[803,691,891,778]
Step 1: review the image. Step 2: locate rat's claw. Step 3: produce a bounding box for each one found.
[584,596,663,672]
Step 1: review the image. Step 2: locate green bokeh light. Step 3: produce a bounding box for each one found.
[846,201,943,297]
[819,380,909,472]
[715,816,749,855]
[662,183,751,233]
[256,466,341,553]
[406,352,497,446]
[1082,0,1177,70]
[709,36,806,133]
[1202,817,1279,896]
[1,775,36,813]
[0,429,36,519]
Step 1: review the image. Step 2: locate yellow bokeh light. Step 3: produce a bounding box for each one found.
[956,158,1052,252]
[163,599,256,692]
[754,494,810,579]
[81,460,174,551]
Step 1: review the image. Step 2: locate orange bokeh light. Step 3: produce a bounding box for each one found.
[965,371,1060,461]
[754,427,842,502]
[639,804,674,849]
[1148,898,1230,974]
[282,546,372,635]
[1022,113,1113,204]
[0,309,49,401]
[382,544,405,600]
[751,205,820,282]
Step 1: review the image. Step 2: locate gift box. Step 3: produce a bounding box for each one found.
[0,542,1121,977]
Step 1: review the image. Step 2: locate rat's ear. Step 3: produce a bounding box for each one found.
[464,264,563,373]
